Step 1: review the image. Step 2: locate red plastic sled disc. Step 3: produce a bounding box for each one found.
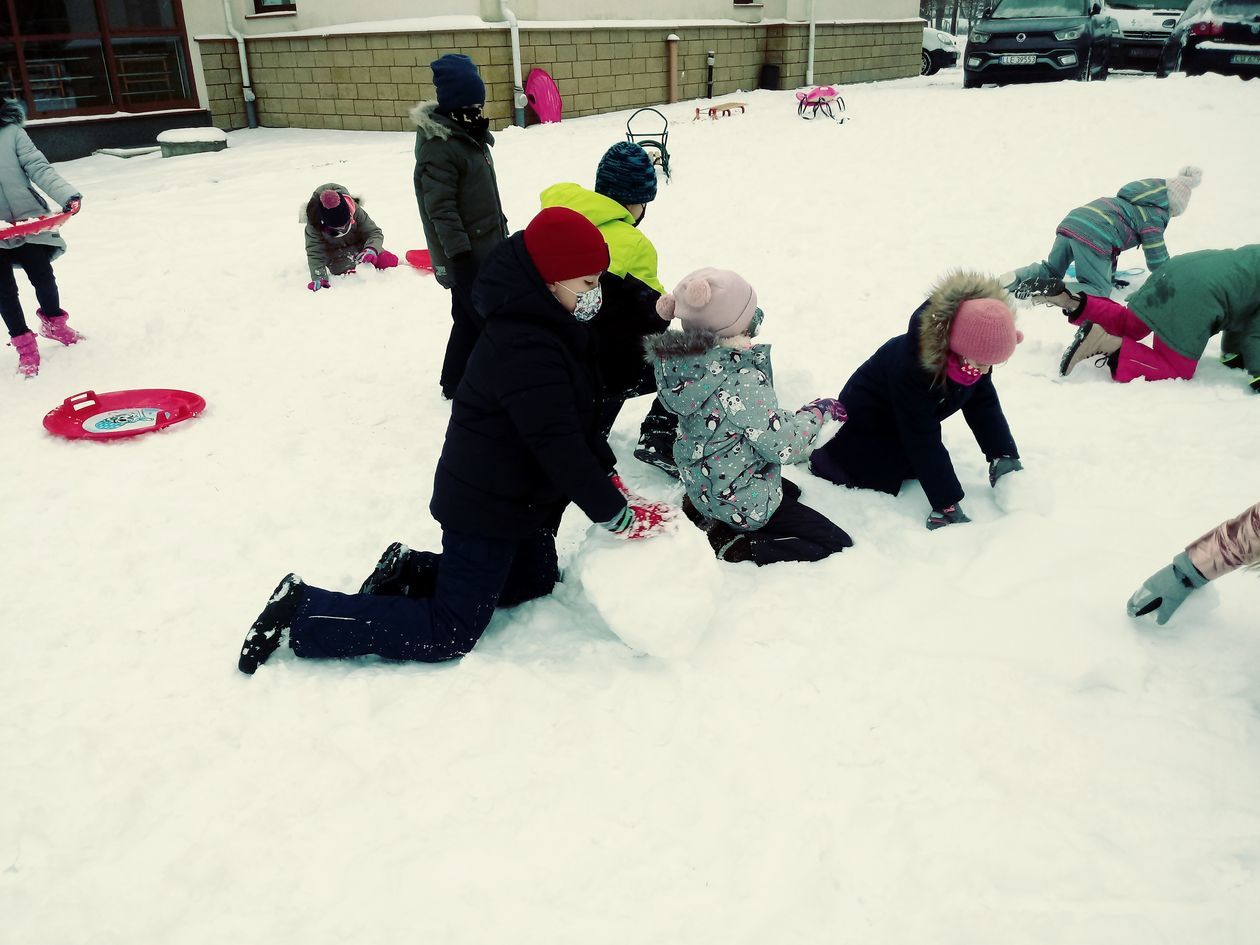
[43,388,206,441]
[405,249,434,274]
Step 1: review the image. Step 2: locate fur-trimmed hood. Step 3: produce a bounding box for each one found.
[643,323,727,363]
[915,270,1013,375]
[409,100,495,147]
[0,98,24,129]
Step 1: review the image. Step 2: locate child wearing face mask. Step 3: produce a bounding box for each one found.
[808,271,1024,531]
[541,141,681,475]
[238,208,673,675]
[301,183,397,291]
[643,267,854,565]
[411,53,509,398]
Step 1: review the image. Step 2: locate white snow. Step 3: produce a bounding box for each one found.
[3,69,1260,944]
[155,127,230,144]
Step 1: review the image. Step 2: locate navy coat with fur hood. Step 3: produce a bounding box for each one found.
[0,100,80,260]
[411,100,507,288]
[430,232,625,541]
[811,272,1019,512]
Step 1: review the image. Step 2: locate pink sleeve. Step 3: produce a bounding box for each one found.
[1185,501,1260,581]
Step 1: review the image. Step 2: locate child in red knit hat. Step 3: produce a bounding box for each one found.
[301,183,398,291]
[809,271,1025,530]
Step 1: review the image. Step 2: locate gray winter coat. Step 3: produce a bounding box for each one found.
[0,101,79,261]
[646,327,822,530]
[411,101,507,288]
[300,182,384,281]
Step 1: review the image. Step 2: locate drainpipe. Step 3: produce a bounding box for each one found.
[498,0,526,127]
[706,49,715,98]
[806,0,817,86]
[666,34,679,103]
[222,0,257,128]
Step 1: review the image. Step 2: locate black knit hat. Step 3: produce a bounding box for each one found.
[431,53,486,110]
[594,142,657,206]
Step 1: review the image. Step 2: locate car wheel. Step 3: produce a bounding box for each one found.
[921,50,937,76]
[1095,54,1109,81]
[1077,50,1093,81]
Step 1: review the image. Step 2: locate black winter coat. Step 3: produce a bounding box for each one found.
[814,285,1019,511]
[430,233,625,540]
[593,270,669,400]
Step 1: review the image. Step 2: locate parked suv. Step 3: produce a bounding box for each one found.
[1105,1,1192,70]
[1156,0,1260,77]
[964,0,1115,87]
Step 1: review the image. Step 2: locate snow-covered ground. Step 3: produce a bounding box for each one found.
[4,69,1259,944]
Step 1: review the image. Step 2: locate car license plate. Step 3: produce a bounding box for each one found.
[1230,53,1260,65]
[1001,54,1037,65]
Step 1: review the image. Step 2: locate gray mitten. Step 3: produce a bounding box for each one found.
[1126,551,1209,625]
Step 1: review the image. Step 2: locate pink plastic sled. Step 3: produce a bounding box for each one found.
[524,68,563,123]
[43,388,206,441]
[405,249,434,274]
[0,211,73,240]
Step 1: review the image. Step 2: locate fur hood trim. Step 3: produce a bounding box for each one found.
[0,98,25,128]
[643,323,725,362]
[917,270,1013,375]
[410,100,452,140]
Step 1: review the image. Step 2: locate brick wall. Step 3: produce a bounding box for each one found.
[195,21,920,132]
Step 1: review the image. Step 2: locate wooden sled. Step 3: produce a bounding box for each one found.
[694,101,747,121]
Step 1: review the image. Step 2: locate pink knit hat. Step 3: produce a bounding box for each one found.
[656,267,758,338]
[1166,165,1203,217]
[949,298,1022,365]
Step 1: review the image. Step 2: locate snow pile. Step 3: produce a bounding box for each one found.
[573,516,720,659]
[155,127,229,144]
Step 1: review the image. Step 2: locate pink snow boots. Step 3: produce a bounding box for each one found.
[37,309,82,346]
[11,331,39,377]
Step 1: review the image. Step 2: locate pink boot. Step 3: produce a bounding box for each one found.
[36,309,82,346]
[11,331,39,377]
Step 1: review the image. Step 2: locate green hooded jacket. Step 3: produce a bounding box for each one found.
[1127,244,1260,374]
[539,182,664,294]
[645,326,821,530]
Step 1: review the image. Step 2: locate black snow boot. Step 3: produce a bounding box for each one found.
[359,542,439,599]
[633,429,679,478]
[239,573,305,675]
[1012,275,1067,300]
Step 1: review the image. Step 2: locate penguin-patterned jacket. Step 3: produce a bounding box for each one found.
[645,325,821,531]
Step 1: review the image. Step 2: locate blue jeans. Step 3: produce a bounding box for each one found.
[289,529,558,663]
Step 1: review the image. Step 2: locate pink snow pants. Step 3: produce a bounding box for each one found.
[1074,295,1199,383]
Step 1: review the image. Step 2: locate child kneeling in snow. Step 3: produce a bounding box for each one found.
[302,183,398,291]
[808,271,1023,531]
[644,268,853,565]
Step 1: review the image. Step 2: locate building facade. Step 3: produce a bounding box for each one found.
[21,1,920,158]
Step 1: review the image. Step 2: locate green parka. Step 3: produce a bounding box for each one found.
[410,101,507,289]
[301,183,383,281]
[1127,244,1260,374]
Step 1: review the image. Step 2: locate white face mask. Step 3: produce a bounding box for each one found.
[557,282,603,321]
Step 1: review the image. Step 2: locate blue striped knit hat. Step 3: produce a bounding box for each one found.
[594,142,657,205]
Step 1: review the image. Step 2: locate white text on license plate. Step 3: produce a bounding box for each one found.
[1001,54,1037,65]
[1230,53,1260,65]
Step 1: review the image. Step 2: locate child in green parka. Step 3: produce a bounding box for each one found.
[1030,244,1260,387]
[1001,167,1203,299]
[301,183,397,292]
[644,267,853,565]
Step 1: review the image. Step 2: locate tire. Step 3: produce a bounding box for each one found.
[921,50,936,76]
[1077,50,1093,81]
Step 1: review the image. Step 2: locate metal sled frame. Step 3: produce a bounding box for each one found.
[796,88,847,123]
[625,107,671,182]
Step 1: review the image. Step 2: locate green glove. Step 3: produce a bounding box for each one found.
[1126,551,1208,625]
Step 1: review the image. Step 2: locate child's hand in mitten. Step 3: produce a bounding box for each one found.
[307,278,331,292]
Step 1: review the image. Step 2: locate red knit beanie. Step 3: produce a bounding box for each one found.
[523,207,610,284]
[949,298,1023,365]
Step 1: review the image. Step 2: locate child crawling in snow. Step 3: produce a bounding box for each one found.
[302,183,398,291]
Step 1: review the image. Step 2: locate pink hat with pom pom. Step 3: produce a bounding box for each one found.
[949,298,1023,365]
[655,267,758,338]
[317,188,355,230]
[1165,165,1203,217]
